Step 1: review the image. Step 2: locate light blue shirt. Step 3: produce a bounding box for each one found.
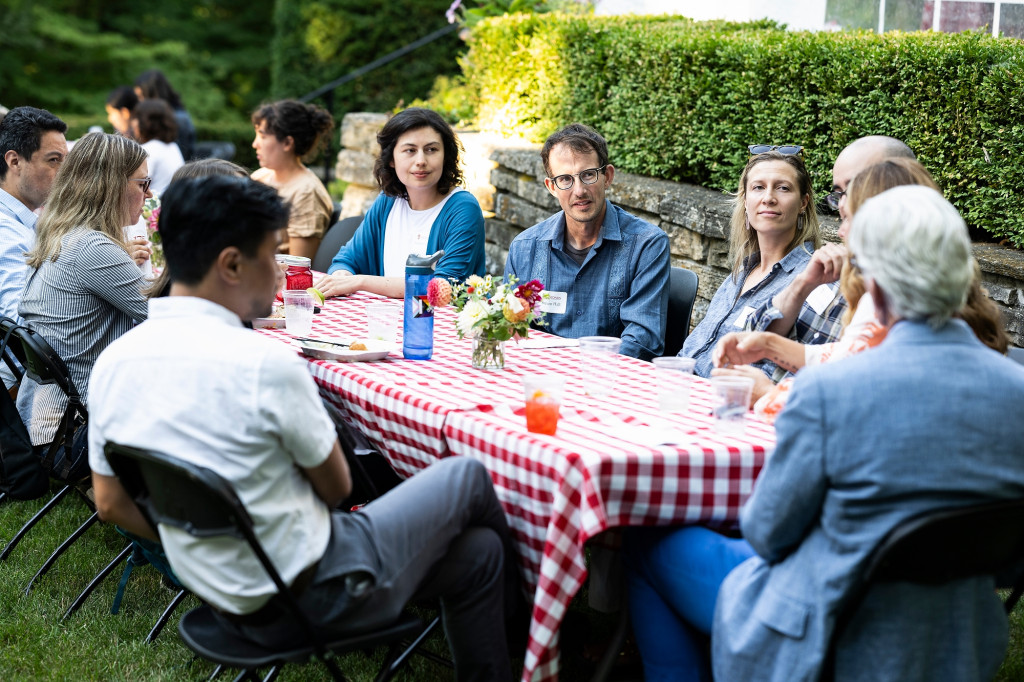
[504,201,670,360]
[0,187,37,324]
[680,242,815,377]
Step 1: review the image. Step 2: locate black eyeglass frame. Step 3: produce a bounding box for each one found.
[131,176,153,194]
[826,188,847,211]
[547,165,608,191]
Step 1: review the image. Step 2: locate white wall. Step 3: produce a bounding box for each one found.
[593,0,828,31]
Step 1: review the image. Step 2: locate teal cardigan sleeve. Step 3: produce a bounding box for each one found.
[427,190,486,282]
[328,190,484,280]
[327,194,394,276]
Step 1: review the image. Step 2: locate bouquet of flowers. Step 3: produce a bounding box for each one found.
[429,274,546,369]
[142,194,163,270]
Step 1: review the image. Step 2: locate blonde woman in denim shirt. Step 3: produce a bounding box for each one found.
[680,149,821,382]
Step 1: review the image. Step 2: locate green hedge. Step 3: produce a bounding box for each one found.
[461,14,1024,247]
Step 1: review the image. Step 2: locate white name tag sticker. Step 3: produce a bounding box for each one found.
[733,306,755,328]
[538,291,567,315]
[806,284,836,315]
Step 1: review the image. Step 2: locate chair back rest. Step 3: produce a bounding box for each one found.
[313,215,363,274]
[104,442,254,541]
[663,267,699,357]
[10,325,81,401]
[863,498,1024,587]
[0,317,25,382]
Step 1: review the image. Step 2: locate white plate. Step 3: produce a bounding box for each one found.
[252,316,286,329]
[299,339,395,362]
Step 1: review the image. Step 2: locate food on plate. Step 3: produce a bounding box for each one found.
[349,340,368,351]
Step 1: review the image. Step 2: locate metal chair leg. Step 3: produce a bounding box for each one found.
[207,664,224,680]
[62,544,132,620]
[376,616,444,682]
[146,589,189,643]
[0,491,7,505]
[589,607,631,682]
[0,484,72,561]
[261,666,281,682]
[24,511,99,594]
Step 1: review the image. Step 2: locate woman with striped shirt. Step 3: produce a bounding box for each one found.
[16,132,150,480]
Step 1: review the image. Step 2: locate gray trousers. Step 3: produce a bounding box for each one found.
[220,457,516,682]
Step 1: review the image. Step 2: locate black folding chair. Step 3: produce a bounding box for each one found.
[105,441,441,682]
[826,498,1024,677]
[313,215,363,274]
[0,320,95,587]
[663,267,699,357]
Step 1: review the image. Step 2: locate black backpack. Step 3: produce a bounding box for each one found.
[0,322,49,500]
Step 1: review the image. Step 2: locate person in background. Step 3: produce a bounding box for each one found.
[250,99,334,260]
[130,100,185,196]
[89,175,517,682]
[105,87,138,138]
[503,123,669,360]
[16,132,149,480]
[680,147,820,377]
[627,185,1024,682]
[134,69,196,161]
[316,107,485,299]
[143,158,250,300]
[744,136,916,369]
[0,107,68,326]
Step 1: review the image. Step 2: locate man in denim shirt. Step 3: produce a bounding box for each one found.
[504,124,670,360]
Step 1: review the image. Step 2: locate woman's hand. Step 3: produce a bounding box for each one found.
[313,271,363,299]
[714,332,771,368]
[127,236,151,266]
[710,365,775,407]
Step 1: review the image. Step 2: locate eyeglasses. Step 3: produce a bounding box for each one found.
[825,188,846,211]
[131,177,153,194]
[548,166,608,191]
[748,144,804,158]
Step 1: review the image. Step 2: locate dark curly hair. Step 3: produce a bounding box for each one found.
[540,123,609,179]
[132,100,178,144]
[251,99,334,160]
[374,108,463,199]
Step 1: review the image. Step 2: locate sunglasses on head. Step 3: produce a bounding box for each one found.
[748,144,804,159]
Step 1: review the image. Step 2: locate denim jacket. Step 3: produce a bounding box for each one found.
[504,202,670,360]
[680,243,815,377]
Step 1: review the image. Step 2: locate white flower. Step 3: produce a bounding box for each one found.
[456,299,489,338]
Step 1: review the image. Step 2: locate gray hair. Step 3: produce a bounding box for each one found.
[849,185,972,327]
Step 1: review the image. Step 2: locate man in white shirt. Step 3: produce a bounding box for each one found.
[0,106,68,325]
[89,175,516,682]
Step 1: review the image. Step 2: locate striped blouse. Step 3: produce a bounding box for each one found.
[16,228,148,446]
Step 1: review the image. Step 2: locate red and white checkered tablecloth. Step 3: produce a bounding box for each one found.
[259,292,776,682]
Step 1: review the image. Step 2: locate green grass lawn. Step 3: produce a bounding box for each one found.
[2,487,1022,681]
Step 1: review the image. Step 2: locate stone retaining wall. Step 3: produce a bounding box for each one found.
[335,113,1024,347]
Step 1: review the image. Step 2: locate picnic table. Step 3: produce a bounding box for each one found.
[259,291,776,682]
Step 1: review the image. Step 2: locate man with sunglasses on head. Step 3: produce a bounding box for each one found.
[745,135,915,380]
[504,123,670,360]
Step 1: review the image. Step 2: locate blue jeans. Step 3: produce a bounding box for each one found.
[625,526,756,682]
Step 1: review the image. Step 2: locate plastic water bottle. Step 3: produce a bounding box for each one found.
[402,250,444,360]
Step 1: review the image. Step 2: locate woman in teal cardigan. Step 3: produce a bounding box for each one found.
[315,108,485,298]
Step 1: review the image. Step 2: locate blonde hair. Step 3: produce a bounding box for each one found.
[27,132,147,268]
[728,151,820,280]
[840,158,940,327]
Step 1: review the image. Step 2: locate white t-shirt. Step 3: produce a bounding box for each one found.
[380,188,462,277]
[88,296,335,614]
[142,139,185,196]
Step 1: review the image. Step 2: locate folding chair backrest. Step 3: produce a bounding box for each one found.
[863,498,1024,590]
[664,267,699,357]
[10,324,80,399]
[104,442,254,541]
[0,317,25,382]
